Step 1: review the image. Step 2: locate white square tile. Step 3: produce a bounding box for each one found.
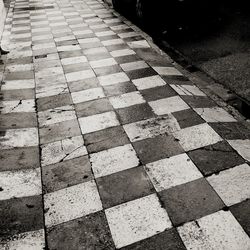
[118,31,138,39]
[101,38,124,46]
[123,115,180,142]
[90,144,139,178]
[38,105,76,127]
[65,70,95,82]
[149,96,189,115]
[44,181,102,227]
[79,111,120,134]
[228,140,250,162]
[145,153,202,192]
[78,37,100,44]
[0,128,39,150]
[90,58,117,69]
[0,230,45,250]
[104,18,120,24]
[71,87,105,104]
[0,168,42,200]
[132,75,166,90]
[173,123,222,151]
[83,47,107,55]
[128,40,150,49]
[73,29,93,36]
[109,91,145,109]
[194,107,237,122]
[105,194,172,248]
[61,56,87,65]
[178,210,250,250]
[1,79,35,90]
[0,99,35,113]
[207,164,250,206]
[41,136,87,166]
[96,30,115,37]
[98,72,130,86]
[110,24,129,31]
[120,60,149,72]
[153,66,183,76]
[6,63,33,72]
[110,49,136,58]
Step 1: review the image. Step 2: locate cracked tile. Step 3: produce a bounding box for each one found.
[194,107,237,123]
[0,99,35,113]
[41,136,87,166]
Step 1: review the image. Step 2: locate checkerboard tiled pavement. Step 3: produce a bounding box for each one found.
[0,0,250,248]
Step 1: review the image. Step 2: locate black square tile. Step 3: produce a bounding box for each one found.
[47,211,115,250]
[68,78,100,92]
[86,52,111,61]
[79,42,103,50]
[42,156,93,193]
[209,122,250,140]
[140,85,177,102]
[116,103,155,125]
[126,67,157,80]
[115,55,140,64]
[59,50,84,59]
[99,34,119,41]
[75,98,113,118]
[37,93,72,112]
[173,108,205,129]
[0,89,35,101]
[133,134,184,164]
[84,126,129,153]
[63,62,90,73]
[135,48,172,67]
[0,113,37,129]
[0,146,40,171]
[96,166,155,208]
[93,64,123,76]
[230,199,250,237]
[188,141,245,176]
[121,228,186,250]
[0,195,44,237]
[159,178,225,226]
[103,81,137,97]
[106,43,129,52]
[181,96,217,108]
[39,119,81,144]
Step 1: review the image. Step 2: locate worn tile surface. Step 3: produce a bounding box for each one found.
[0,0,249,248]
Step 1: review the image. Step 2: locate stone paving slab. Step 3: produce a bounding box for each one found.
[0,0,250,249]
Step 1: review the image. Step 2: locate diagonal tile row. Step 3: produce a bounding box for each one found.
[0,0,250,249]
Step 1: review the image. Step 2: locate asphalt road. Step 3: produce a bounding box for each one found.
[162,3,250,104]
[118,1,250,104]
